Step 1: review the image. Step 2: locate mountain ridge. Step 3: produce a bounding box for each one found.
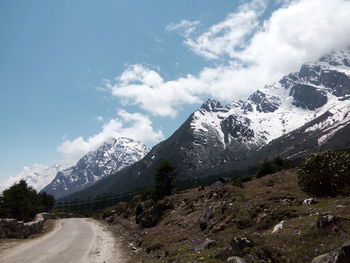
[60,47,350,201]
[42,137,149,199]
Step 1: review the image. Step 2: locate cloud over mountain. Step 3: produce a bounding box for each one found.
[106,0,350,117]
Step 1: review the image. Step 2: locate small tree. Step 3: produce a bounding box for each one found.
[2,180,41,221]
[153,161,176,200]
[39,192,56,212]
[1,180,56,221]
[298,150,350,196]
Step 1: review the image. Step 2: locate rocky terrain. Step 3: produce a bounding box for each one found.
[61,48,350,201]
[42,137,149,199]
[102,169,350,263]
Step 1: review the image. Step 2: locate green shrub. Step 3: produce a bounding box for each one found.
[297,150,350,196]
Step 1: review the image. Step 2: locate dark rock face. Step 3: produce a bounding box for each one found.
[221,116,254,140]
[321,70,350,97]
[248,91,280,113]
[280,72,299,89]
[291,84,328,110]
[299,64,322,85]
[241,102,253,113]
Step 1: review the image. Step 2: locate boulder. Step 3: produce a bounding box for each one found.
[317,214,335,228]
[303,198,318,205]
[199,207,215,231]
[195,238,217,251]
[311,240,350,263]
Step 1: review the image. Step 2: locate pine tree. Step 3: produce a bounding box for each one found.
[153,161,176,200]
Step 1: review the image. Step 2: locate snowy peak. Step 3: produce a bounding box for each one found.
[41,137,150,199]
[200,99,227,112]
[189,48,350,155]
[1,164,61,192]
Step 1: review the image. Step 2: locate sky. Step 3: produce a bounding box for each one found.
[1,0,350,184]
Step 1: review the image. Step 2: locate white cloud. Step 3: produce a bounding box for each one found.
[185,0,267,59]
[58,110,164,162]
[107,0,350,117]
[165,20,200,37]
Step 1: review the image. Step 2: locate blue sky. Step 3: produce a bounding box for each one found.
[0,0,240,180]
[1,0,350,183]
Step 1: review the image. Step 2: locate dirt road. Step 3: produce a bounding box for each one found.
[0,218,126,263]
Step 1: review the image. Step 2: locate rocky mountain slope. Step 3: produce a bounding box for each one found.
[61,48,350,201]
[0,164,61,192]
[42,137,149,199]
[105,169,350,263]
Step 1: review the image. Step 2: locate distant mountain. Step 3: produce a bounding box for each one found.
[0,164,61,192]
[41,137,149,199]
[61,48,350,201]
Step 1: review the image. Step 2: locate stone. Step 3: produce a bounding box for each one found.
[317,214,335,228]
[227,256,247,263]
[230,237,253,257]
[303,198,318,205]
[272,220,284,233]
[195,239,217,251]
[199,207,215,231]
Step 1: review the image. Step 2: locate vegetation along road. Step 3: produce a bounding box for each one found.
[0,218,126,263]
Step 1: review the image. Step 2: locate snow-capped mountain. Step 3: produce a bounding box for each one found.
[41,137,150,199]
[62,48,350,201]
[191,48,350,152]
[0,164,61,192]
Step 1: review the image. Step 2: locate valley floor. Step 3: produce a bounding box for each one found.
[0,218,128,263]
[105,169,350,262]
